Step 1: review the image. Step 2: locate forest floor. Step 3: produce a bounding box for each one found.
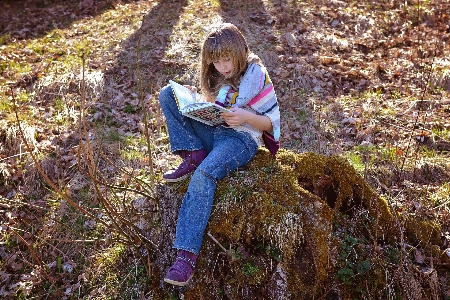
[1,0,450,299]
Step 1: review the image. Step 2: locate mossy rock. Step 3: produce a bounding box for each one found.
[152,149,443,300]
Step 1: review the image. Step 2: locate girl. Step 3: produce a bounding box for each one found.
[158,22,280,286]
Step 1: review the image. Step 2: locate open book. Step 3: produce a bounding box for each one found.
[169,80,230,126]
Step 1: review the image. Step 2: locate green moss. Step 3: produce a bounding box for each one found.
[161,148,442,299]
[403,217,441,247]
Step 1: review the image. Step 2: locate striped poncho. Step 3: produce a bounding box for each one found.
[216,63,281,155]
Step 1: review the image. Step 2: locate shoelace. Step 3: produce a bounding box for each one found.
[176,255,196,268]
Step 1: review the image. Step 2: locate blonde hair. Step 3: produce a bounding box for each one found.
[200,23,261,97]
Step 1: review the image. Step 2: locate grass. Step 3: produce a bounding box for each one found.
[124,104,137,114]
[0,92,36,124]
[96,243,126,267]
[345,144,399,174]
[345,151,366,173]
[0,33,11,45]
[104,129,126,143]
[52,97,74,126]
[431,182,450,206]
[241,261,260,277]
[433,127,450,140]
[418,145,439,158]
[7,60,32,75]
[120,147,144,160]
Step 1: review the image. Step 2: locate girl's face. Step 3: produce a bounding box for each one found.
[212,58,234,78]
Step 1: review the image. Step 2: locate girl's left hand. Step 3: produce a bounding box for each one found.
[221,107,252,127]
[183,85,197,93]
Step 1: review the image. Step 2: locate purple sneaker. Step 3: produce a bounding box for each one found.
[164,250,197,286]
[163,149,206,182]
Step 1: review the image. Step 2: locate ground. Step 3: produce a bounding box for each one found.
[0,0,450,299]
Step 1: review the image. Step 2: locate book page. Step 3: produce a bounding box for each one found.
[183,104,228,126]
[169,80,230,126]
[180,102,213,113]
[169,80,197,109]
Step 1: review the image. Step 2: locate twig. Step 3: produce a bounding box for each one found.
[0,196,50,212]
[44,238,107,243]
[8,226,51,282]
[136,32,154,179]
[0,152,30,162]
[98,151,156,199]
[207,231,227,252]
[75,162,159,251]
[398,19,437,181]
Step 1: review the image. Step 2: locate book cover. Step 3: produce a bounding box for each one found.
[169,80,230,126]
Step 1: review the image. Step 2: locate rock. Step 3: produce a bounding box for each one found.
[147,149,442,299]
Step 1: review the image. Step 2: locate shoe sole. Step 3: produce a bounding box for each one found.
[163,172,192,182]
[164,275,193,286]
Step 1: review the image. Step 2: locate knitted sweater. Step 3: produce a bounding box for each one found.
[216,63,281,155]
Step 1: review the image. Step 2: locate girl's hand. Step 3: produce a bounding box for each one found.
[184,85,215,103]
[183,85,197,93]
[221,107,252,127]
[222,107,274,131]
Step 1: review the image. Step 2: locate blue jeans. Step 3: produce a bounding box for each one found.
[159,85,259,255]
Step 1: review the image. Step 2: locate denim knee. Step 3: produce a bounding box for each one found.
[158,85,174,107]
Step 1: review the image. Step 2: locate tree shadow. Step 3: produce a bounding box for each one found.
[0,0,140,41]
[102,0,189,102]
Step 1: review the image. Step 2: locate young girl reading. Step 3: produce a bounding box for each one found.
[158,22,280,286]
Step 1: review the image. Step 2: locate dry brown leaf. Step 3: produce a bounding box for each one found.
[321,56,340,66]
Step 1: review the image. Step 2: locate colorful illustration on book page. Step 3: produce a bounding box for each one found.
[187,106,226,126]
